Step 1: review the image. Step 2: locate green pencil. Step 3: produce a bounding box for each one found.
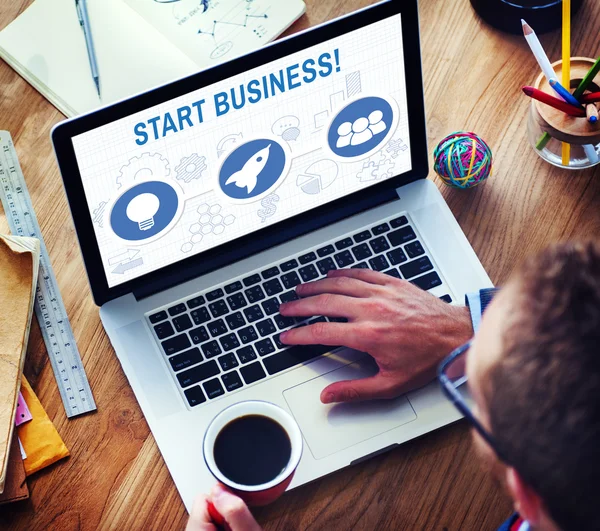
[536,132,551,150]
[573,57,600,100]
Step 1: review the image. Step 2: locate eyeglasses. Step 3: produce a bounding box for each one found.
[437,340,508,463]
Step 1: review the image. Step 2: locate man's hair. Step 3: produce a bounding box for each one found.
[486,241,600,531]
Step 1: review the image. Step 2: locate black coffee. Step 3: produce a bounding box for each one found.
[213,415,291,486]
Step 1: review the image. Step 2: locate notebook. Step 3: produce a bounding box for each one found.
[0,0,306,117]
[0,235,40,494]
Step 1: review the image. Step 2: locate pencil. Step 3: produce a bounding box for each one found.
[521,20,557,83]
[549,79,582,108]
[573,57,600,100]
[583,144,599,164]
[522,86,586,116]
[586,104,599,123]
[561,0,571,165]
[581,92,600,104]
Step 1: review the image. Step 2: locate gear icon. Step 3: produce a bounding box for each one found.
[175,154,208,184]
[116,153,170,189]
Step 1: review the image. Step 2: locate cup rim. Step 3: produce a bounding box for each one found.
[203,400,303,492]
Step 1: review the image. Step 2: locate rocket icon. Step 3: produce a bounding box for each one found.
[225,144,271,194]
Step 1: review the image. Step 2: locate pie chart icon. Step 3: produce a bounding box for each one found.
[296,159,339,195]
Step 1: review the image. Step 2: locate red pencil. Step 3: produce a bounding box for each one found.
[580,91,600,104]
[522,86,586,117]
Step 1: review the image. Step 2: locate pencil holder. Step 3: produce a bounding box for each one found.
[527,57,600,169]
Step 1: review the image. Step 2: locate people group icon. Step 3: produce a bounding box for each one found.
[336,110,387,149]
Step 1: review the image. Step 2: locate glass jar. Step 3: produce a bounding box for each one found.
[527,58,600,170]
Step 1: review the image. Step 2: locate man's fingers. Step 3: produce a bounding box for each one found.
[296,276,383,299]
[280,293,358,319]
[320,373,404,404]
[327,268,393,285]
[210,485,262,531]
[281,322,361,348]
[186,495,215,531]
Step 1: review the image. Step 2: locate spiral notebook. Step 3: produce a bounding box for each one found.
[0,0,305,117]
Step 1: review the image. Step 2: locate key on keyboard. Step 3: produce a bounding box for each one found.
[240,362,266,384]
[170,348,203,372]
[177,360,220,388]
[203,379,225,399]
[162,334,191,356]
[154,322,174,340]
[222,371,243,392]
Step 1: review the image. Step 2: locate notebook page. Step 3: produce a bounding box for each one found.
[0,0,198,117]
[124,0,306,68]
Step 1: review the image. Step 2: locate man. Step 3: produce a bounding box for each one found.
[187,241,600,531]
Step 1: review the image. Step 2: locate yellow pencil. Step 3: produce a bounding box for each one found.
[562,0,571,166]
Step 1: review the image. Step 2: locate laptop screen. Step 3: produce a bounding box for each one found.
[72,13,411,288]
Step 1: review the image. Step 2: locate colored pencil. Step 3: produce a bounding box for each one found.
[573,57,600,100]
[522,86,586,117]
[521,20,557,83]
[583,144,599,164]
[561,0,571,165]
[580,92,600,104]
[549,79,582,108]
[586,104,599,123]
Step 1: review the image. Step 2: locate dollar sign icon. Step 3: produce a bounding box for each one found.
[257,193,280,223]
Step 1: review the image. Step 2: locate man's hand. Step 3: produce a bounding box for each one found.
[279,269,473,404]
[186,484,262,531]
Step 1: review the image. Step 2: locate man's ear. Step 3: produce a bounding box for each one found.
[505,467,543,526]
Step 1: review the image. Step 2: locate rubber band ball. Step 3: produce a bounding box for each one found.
[433,132,493,189]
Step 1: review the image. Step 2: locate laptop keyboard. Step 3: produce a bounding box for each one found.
[147,213,453,409]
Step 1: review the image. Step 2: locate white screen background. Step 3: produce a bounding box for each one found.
[72,14,411,288]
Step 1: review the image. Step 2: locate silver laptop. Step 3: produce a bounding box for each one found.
[52,0,491,511]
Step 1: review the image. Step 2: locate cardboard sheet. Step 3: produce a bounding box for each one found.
[0,235,39,493]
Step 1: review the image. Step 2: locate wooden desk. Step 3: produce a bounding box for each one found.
[1,0,599,529]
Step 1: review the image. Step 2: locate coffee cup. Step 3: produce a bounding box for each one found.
[203,400,303,507]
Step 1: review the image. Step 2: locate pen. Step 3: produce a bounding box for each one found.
[75,0,101,98]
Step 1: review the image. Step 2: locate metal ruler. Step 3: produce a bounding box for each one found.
[0,131,96,418]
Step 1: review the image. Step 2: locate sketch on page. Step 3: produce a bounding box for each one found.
[124,0,306,68]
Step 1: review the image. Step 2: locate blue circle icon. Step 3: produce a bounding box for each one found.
[110,181,179,242]
[219,139,287,201]
[328,96,396,159]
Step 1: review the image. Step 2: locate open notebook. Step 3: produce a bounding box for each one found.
[0,0,305,117]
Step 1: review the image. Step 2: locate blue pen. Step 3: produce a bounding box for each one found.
[549,79,581,108]
[75,0,101,98]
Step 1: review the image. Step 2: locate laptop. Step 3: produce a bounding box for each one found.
[52,0,492,511]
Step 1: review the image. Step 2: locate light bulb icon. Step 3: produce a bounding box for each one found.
[126,193,160,231]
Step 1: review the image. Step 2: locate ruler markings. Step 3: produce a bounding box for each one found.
[0,132,96,418]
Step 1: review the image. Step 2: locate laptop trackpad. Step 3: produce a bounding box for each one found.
[283,356,417,460]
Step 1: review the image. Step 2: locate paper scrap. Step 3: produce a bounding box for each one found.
[14,392,32,426]
[18,438,26,460]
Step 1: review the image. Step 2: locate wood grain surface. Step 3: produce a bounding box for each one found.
[1,0,599,529]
